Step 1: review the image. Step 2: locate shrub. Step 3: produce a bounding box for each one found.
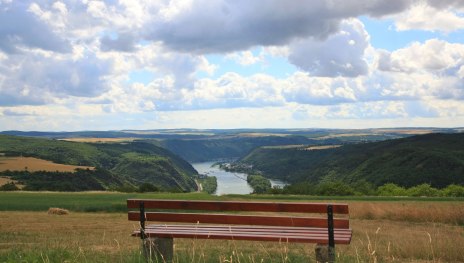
[377,183,407,196]
[351,180,376,196]
[441,184,464,197]
[316,181,355,196]
[0,182,19,191]
[407,183,439,197]
[138,183,159,193]
[247,174,271,194]
[282,182,316,195]
[201,176,217,194]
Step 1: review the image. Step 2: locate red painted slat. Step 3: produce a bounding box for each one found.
[142,228,352,239]
[131,230,352,244]
[128,212,350,228]
[144,225,352,235]
[127,199,349,214]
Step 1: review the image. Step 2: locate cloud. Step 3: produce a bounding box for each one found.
[100,32,137,52]
[288,19,369,77]
[393,2,464,32]
[378,39,464,74]
[0,2,71,53]
[0,51,113,106]
[226,51,264,66]
[145,0,418,54]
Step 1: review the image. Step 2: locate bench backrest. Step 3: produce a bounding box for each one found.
[127,199,350,229]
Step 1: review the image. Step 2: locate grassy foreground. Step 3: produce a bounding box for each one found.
[0,192,463,262]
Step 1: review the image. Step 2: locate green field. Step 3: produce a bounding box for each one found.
[1,191,463,213]
[1,192,464,262]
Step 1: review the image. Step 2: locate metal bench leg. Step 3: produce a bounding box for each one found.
[315,204,335,263]
[143,237,173,263]
[315,244,335,263]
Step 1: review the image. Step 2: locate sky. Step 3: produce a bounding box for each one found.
[1,0,464,131]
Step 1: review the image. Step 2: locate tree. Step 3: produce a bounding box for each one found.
[407,183,439,197]
[0,182,19,191]
[377,183,407,196]
[138,183,159,193]
[441,184,464,197]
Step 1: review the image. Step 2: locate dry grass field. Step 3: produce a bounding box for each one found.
[0,200,463,262]
[0,157,94,172]
[60,137,137,143]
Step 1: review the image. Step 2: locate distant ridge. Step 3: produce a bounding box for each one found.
[239,133,464,188]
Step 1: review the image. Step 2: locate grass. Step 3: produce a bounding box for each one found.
[59,138,137,143]
[0,192,463,262]
[0,157,94,173]
[1,211,463,262]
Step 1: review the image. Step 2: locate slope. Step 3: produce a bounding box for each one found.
[0,135,197,191]
[240,133,464,188]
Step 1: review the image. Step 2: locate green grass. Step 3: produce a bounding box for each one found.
[0,191,462,213]
[1,192,464,262]
[0,192,220,212]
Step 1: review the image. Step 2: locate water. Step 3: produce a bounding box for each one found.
[192,161,287,195]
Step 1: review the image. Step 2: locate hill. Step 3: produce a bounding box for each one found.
[0,135,197,191]
[238,133,464,188]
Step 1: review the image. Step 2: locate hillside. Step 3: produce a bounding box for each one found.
[0,135,197,191]
[239,133,464,188]
[158,136,338,162]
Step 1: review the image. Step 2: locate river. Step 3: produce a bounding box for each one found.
[192,161,287,195]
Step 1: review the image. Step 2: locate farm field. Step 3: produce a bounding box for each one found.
[0,192,463,262]
[59,137,137,143]
[0,157,94,173]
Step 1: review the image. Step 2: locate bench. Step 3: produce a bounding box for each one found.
[127,199,352,262]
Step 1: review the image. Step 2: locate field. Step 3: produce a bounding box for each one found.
[59,137,137,143]
[0,157,94,173]
[0,192,463,262]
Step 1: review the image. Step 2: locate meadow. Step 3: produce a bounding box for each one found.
[0,157,94,173]
[0,192,463,262]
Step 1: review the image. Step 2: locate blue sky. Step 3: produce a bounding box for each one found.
[1,1,464,131]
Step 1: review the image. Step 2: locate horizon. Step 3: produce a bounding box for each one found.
[1,1,464,130]
[1,126,463,133]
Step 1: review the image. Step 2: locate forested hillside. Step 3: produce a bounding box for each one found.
[159,136,338,162]
[239,133,464,188]
[0,135,197,191]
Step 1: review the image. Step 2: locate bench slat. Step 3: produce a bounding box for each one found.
[127,199,349,214]
[143,225,352,238]
[132,227,352,244]
[128,211,350,228]
[145,224,352,234]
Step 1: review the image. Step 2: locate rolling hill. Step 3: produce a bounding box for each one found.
[0,135,197,191]
[239,133,464,188]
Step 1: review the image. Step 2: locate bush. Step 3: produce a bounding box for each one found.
[441,184,464,197]
[0,182,19,191]
[113,184,138,193]
[316,181,355,196]
[407,183,439,197]
[201,176,217,194]
[138,183,159,193]
[351,180,376,196]
[247,174,271,194]
[377,183,408,196]
[282,182,316,195]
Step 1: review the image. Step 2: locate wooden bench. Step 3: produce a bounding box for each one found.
[127,199,352,262]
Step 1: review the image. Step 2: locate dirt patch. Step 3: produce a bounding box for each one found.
[304,145,342,151]
[0,157,94,172]
[59,137,136,143]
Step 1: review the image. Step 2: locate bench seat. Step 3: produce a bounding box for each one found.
[127,199,352,262]
[133,224,352,244]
